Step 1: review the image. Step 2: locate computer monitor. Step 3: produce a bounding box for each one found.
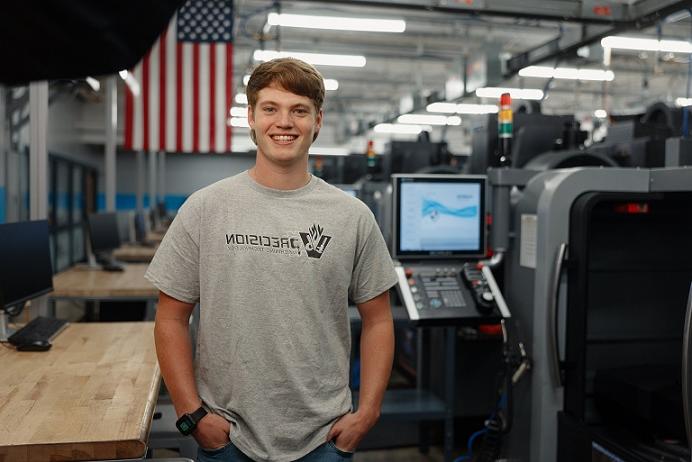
[392,174,486,260]
[88,212,121,255]
[116,212,133,244]
[134,212,147,243]
[0,220,53,310]
[157,201,167,221]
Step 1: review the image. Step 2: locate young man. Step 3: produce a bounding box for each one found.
[145,58,397,462]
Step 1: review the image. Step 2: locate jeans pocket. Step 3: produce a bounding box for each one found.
[327,440,354,458]
[199,439,233,455]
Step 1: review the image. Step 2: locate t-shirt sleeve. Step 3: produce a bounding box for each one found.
[145,194,201,304]
[349,211,398,304]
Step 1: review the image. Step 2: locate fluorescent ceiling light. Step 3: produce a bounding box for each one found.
[267,12,405,33]
[601,36,692,53]
[475,87,544,100]
[373,123,432,134]
[457,104,498,114]
[594,109,608,118]
[519,66,615,81]
[425,102,457,113]
[308,146,350,156]
[228,117,250,128]
[229,106,247,117]
[253,50,366,68]
[235,93,248,105]
[676,97,692,107]
[244,74,339,91]
[118,70,140,97]
[85,76,100,92]
[426,103,499,114]
[397,114,460,126]
[324,79,339,91]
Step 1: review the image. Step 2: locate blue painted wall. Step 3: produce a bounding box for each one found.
[96,193,187,212]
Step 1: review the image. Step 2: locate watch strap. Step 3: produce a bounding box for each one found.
[190,406,208,424]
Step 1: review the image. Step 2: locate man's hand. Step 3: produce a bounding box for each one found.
[192,413,231,450]
[326,411,379,452]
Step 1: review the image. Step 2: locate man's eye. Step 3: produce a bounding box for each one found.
[294,109,308,115]
[263,107,275,113]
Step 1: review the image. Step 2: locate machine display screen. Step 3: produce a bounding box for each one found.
[393,174,486,259]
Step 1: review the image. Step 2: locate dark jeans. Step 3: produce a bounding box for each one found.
[197,440,354,462]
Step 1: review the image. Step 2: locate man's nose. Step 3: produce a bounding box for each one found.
[277,110,293,126]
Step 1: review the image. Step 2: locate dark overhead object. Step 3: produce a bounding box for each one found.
[0,0,185,86]
[294,0,690,24]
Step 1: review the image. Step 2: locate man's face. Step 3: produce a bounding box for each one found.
[248,83,323,167]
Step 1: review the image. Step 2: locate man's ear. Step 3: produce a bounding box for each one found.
[248,106,257,145]
[312,109,323,142]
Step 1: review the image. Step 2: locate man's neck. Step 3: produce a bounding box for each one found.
[250,158,311,190]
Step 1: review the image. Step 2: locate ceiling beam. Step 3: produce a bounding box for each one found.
[504,0,692,77]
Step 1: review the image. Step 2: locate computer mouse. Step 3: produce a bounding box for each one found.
[16,340,52,352]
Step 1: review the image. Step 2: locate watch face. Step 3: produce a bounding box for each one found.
[176,415,194,435]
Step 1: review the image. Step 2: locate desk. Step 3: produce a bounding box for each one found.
[113,244,158,263]
[0,322,161,461]
[51,264,159,320]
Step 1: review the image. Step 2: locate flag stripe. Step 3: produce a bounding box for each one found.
[209,44,216,153]
[159,27,167,152]
[175,41,183,152]
[215,44,226,152]
[132,65,143,150]
[225,43,232,152]
[199,45,210,153]
[124,77,134,149]
[149,41,160,151]
[165,22,176,152]
[192,44,200,153]
[142,53,150,152]
[182,44,194,152]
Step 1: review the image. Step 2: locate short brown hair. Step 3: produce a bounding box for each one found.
[246,58,325,112]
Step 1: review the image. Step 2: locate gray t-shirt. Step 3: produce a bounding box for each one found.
[145,171,397,462]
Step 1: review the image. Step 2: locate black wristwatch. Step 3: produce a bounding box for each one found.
[176,406,208,435]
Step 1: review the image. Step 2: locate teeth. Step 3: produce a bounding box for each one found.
[272,135,296,142]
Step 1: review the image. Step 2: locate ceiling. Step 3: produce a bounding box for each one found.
[230,0,692,149]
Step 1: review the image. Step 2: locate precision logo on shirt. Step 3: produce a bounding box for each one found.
[299,224,332,259]
[225,224,332,259]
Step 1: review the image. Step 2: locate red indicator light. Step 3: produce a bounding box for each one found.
[614,203,650,214]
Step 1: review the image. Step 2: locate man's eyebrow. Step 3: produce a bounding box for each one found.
[256,99,311,109]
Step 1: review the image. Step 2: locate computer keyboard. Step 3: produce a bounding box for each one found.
[7,316,69,347]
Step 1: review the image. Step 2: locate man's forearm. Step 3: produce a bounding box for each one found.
[357,317,394,422]
[155,318,202,415]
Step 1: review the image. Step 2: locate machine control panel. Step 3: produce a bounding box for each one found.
[395,262,510,325]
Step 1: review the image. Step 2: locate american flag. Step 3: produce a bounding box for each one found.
[122,0,234,153]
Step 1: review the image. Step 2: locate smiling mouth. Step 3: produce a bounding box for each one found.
[271,135,298,143]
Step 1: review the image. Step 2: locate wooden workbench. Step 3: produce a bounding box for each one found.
[0,322,161,461]
[112,243,158,263]
[52,264,158,300]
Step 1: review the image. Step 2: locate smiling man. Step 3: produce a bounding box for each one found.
[145,58,398,462]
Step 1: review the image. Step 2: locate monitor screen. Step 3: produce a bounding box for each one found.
[116,212,132,243]
[0,220,54,309]
[392,174,486,259]
[88,212,121,253]
[134,212,147,242]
